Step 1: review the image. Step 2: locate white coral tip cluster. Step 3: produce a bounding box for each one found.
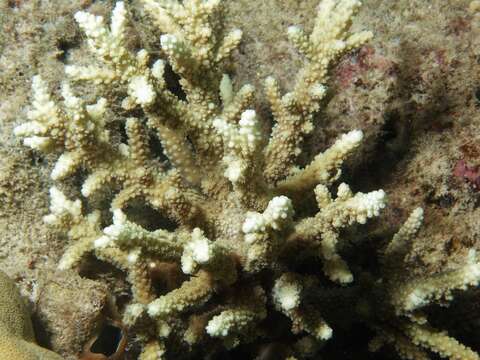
[151,59,165,79]
[94,235,112,249]
[238,109,261,151]
[205,315,227,337]
[242,212,266,243]
[464,249,480,284]
[160,34,179,52]
[350,190,386,224]
[263,196,294,230]
[342,129,364,146]
[74,11,105,39]
[128,75,156,106]
[127,249,141,264]
[110,1,126,37]
[23,136,50,150]
[206,310,249,338]
[190,229,212,264]
[13,122,46,137]
[318,323,333,340]
[272,275,302,312]
[43,186,82,224]
[95,209,127,248]
[214,109,261,154]
[51,153,76,180]
[147,302,161,318]
[242,196,293,243]
[287,25,302,37]
[242,196,293,242]
[411,207,424,226]
[181,228,214,274]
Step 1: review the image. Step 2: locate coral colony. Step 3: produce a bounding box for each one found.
[13,0,480,359]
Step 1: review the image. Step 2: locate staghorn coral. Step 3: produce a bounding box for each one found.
[362,208,480,360]
[12,0,480,359]
[0,270,63,360]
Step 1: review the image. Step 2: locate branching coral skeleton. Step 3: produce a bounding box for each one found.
[14,0,480,358]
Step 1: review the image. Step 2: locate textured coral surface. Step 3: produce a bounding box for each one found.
[0,270,63,359]
[1,0,480,359]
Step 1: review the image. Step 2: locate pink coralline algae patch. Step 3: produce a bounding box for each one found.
[334,45,396,89]
[453,159,480,190]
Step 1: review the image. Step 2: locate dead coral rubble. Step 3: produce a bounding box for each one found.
[13,0,480,359]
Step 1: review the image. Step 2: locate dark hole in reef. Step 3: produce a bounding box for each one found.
[123,102,146,119]
[426,289,480,354]
[322,322,379,359]
[381,109,406,143]
[164,62,186,101]
[425,191,454,208]
[7,0,18,8]
[56,40,72,63]
[343,228,382,276]
[32,313,54,352]
[124,200,178,231]
[344,109,410,191]
[29,153,44,166]
[110,117,170,165]
[289,254,325,277]
[475,87,480,107]
[185,135,196,153]
[90,324,123,357]
[379,108,410,154]
[109,120,129,144]
[211,340,290,360]
[149,130,170,164]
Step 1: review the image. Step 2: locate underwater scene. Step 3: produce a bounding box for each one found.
[1,0,480,359]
